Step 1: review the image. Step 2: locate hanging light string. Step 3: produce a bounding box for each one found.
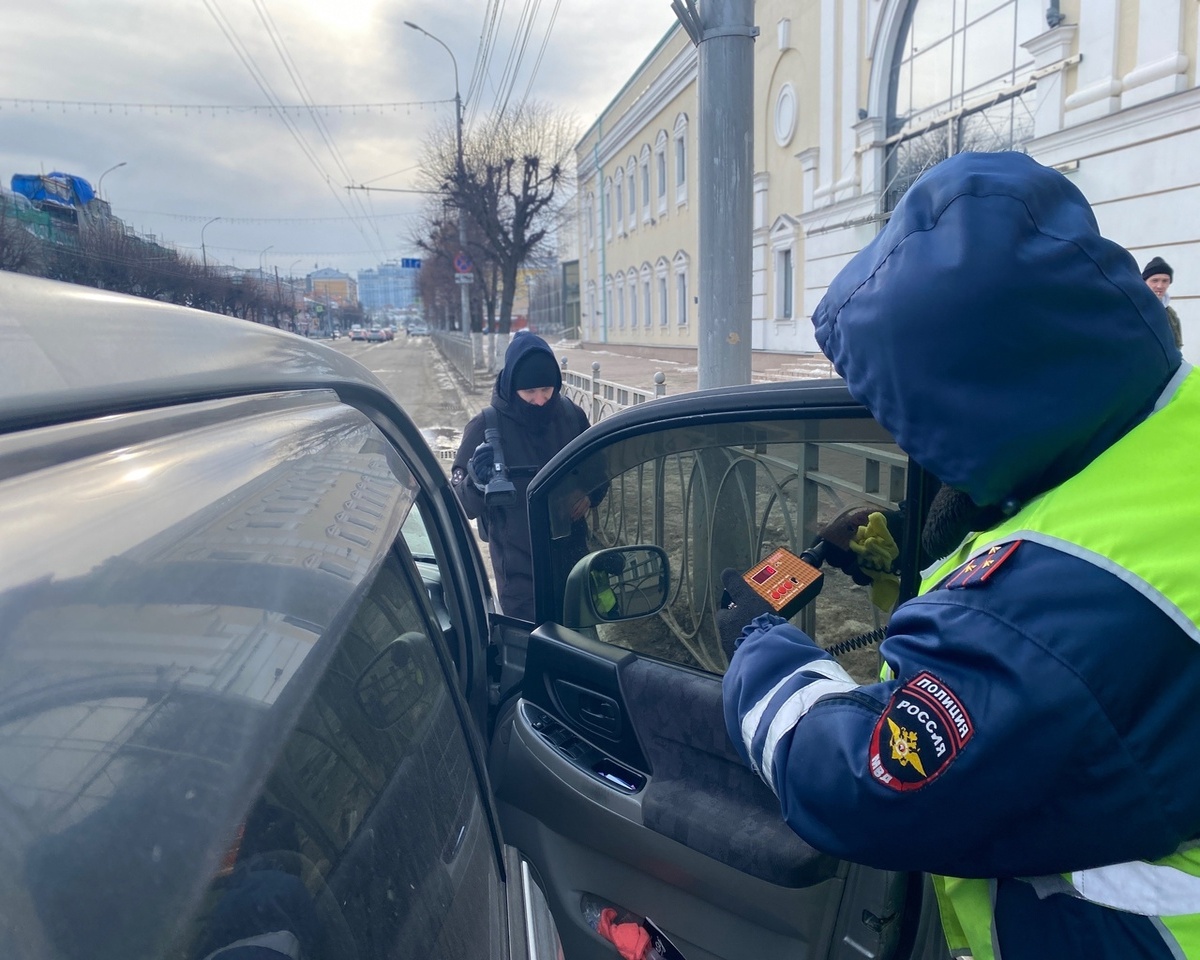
[121,210,422,224]
[0,98,453,116]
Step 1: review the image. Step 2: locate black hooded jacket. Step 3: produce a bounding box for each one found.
[452,334,592,621]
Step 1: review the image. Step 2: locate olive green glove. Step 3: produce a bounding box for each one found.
[817,506,903,612]
[849,512,901,612]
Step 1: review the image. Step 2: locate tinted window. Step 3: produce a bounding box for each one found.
[183,546,503,960]
[541,416,908,682]
[0,397,427,960]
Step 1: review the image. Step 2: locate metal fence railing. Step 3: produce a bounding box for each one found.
[431,331,475,392]
[559,358,667,424]
[588,439,907,674]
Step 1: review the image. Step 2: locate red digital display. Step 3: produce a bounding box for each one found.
[751,564,776,585]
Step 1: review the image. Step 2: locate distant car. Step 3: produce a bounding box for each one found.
[366,326,387,342]
[407,321,430,337]
[349,324,366,342]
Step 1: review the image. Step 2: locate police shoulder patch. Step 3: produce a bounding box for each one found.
[869,671,973,792]
[945,540,1022,589]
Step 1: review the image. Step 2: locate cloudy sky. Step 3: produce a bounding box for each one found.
[0,0,680,276]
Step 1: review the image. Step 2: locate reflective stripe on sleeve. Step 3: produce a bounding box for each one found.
[1071,861,1200,917]
[747,659,857,794]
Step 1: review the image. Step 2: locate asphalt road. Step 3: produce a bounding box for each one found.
[328,335,471,463]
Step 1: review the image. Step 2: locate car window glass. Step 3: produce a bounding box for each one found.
[182,545,502,960]
[542,416,907,682]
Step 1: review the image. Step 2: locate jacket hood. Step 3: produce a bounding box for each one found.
[813,151,1181,507]
[494,333,562,405]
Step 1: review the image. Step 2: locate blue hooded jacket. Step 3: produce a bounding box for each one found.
[723,154,1200,900]
[814,151,1179,507]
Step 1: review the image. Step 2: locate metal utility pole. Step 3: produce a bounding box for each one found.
[673,0,757,388]
[405,21,472,354]
[201,217,221,272]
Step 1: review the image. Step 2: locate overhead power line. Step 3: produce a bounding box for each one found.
[467,0,507,129]
[183,243,410,256]
[200,0,386,262]
[0,97,451,115]
[492,0,542,123]
[121,210,421,224]
[520,0,564,105]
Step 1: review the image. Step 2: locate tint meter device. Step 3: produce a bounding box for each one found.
[743,548,824,619]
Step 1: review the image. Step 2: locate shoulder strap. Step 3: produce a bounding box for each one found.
[481,404,510,475]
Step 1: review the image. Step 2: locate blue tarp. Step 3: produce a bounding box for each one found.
[10,172,96,210]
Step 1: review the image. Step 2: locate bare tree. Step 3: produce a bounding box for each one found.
[416,101,577,336]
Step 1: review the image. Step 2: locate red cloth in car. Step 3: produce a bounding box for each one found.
[597,907,651,960]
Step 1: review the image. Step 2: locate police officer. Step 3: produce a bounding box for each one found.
[721,152,1200,959]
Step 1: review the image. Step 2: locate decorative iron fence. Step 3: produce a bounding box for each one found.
[585,437,906,675]
[559,358,667,424]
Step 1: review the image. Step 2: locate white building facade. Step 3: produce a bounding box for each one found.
[576,0,1200,363]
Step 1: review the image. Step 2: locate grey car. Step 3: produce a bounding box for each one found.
[0,271,948,960]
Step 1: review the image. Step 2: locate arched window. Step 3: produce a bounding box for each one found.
[626,268,640,330]
[626,157,638,230]
[639,145,652,222]
[673,114,689,205]
[884,0,1043,210]
[654,131,669,215]
[672,251,690,326]
[604,179,613,241]
[656,257,670,326]
[614,169,625,237]
[640,263,653,328]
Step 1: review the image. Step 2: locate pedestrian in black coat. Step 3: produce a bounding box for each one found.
[452,333,598,621]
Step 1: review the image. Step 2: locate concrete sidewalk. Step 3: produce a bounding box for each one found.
[457,339,837,419]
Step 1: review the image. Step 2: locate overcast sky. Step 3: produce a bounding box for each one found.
[0,0,680,276]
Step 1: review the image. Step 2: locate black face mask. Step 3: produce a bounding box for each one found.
[921,484,1006,562]
[513,392,557,426]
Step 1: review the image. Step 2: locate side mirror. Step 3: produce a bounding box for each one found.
[562,545,670,629]
[354,632,429,729]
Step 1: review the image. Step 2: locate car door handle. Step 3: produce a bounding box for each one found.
[553,680,622,739]
[581,702,617,729]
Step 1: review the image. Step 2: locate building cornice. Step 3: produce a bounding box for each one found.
[799,193,882,237]
[1029,84,1200,166]
[579,42,699,181]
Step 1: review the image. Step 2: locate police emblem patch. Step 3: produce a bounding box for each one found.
[869,671,973,792]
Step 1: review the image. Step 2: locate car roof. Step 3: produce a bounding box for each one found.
[0,271,391,434]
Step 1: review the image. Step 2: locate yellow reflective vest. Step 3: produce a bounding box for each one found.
[917,366,1200,959]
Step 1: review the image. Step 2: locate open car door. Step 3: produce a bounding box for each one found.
[487,379,949,960]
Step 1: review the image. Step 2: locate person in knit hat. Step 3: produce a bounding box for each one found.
[452,333,602,621]
[1143,256,1183,347]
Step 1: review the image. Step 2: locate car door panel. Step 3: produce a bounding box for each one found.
[517,625,833,887]
[522,625,649,773]
[491,707,853,960]
[492,381,948,960]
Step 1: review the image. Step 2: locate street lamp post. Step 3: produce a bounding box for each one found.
[97,161,127,200]
[258,246,275,326]
[405,21,471,350]
[201,217,221,272]
[288,259,304,332]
